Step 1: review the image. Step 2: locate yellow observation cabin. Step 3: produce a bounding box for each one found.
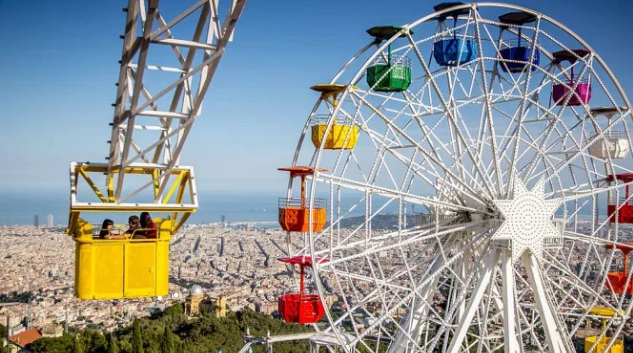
[64,0,247,300]
[310,84,359,150]
[584,307,624,353]
[278,166,327,233]
[68,162,198,300]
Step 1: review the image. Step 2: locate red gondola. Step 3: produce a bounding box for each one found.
[607,174,633,224]
[277,255,328,324]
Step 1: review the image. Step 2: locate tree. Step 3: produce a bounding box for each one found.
[132,320,145,353]
[83,329,107,353]
[0,324,6,353]
[159,327,174,353]
[30,309,314,353]
[28,334,75,353]
[108,333,119,353]
[73,333,85,353]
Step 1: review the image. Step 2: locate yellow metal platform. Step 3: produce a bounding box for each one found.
[73,218,171,300]
[68,162,197,236]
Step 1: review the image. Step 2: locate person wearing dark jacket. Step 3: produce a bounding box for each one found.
[124,215,146,239]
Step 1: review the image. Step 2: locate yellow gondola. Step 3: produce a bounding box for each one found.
[73,218,171,300]
[68,163,197,299]
[309,84,359,150]
[584,307,624,353]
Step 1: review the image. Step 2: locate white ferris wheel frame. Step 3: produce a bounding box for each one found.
[283,2,633,353]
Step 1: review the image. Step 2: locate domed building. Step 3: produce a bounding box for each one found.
[185,285,204,316]
[185,285,227,318]
[190,284,203,296]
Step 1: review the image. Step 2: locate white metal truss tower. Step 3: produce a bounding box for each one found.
[69,0,247,233]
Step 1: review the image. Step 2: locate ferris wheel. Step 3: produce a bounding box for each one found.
[276,2,633,353]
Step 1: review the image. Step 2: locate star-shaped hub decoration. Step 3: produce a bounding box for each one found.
[492,176,562,264]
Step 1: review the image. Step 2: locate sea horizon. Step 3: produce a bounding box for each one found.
[0,189,598,227]
[0,189,281,226]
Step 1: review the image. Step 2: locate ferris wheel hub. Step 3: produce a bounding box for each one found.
[491,176,562,264]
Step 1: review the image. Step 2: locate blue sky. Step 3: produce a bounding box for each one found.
[0,0,631,193]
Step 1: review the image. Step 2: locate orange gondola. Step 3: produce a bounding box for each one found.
[604,242,633,295]
[278,167,327,233]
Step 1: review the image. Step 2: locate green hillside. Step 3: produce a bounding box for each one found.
[27,304,313,353]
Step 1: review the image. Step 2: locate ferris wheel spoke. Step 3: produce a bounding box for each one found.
[400,90,448,163]
[348,102,409,154]
[535,102,624,186]
[543,253,612,307]
[559,179,633,207]
[496,82,585,188]
[352,91,492,206]
[320,220,481,268]
[329,268,412,293]
[472,10,506,196]
[358,231,491,347]
[406,33,497,198]
[312,193,397,253]
[318,173,487,214]
[388,259,446,352]
[374,135,485,205]
[521,120,571,182]
[403,115,485,190]
[370,145,402,191]
[362,89,429,111]
[352,116,428,192]
[321,215,458,255]
[548,269,620,323]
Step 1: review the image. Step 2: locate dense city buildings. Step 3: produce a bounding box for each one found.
[0,224,315,339]
[3,221,633,350]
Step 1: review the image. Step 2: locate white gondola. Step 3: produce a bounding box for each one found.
[588,131,629,159]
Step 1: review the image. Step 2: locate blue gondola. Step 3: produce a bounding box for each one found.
[498,11,540,73]
[433,2,477,66]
